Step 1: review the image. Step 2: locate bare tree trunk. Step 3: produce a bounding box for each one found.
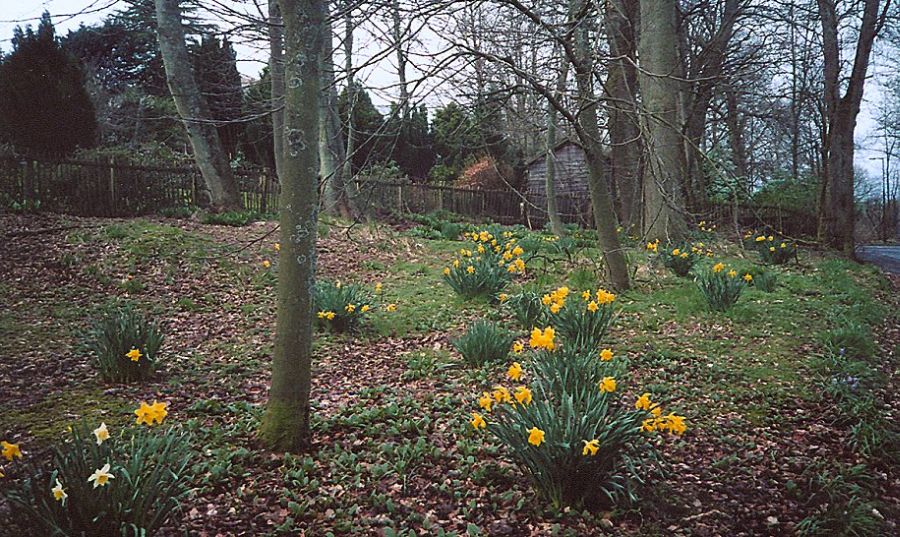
[724,86,748,179]
[392,0,409,118]
[269,0,285,181]
[340,2,358,212]
[545,55,568,237]
[818,0,883,254]
[155,0,241,211]
[320,2,353,218]
[603,0,642,229]
[637,0,688,241]
[572,0,630,290]
[260,0,323,452]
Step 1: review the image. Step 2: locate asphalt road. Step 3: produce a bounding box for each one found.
[855,245,900,275]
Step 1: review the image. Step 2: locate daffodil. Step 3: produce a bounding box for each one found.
[52,479,67,503]
[262,260,271,268]
[125,348,142,362]
[471,412,486,430]
[360,305,370,313]
[512,246,524,257]
[727,269,737,278]
[581,290,591,301]
[527,427,545,446]
[498,293,508,302]
[274,242,280,251]
[549,302,563,314]
[599,348,613,361]
[478,393,493,412]
[512,342,524,354]
[529,327,556,351]
[672,248,681,256]
[345,304,356,313]
[599,376,617,393]
[767,235,774,241]
[635,393,653,411]
[769,246,776,252]
[134,400,167,426]
[93,423,110,445]
[385,303,397,312]
[743,273,753,282]
[507,362,523,381]
[596,289,616,304]
[492,385,512,404]
[712,262,725,273]
[514,386,532,405]
[1,441,22,461]
[587,301,599,313]
[582,439,600,456]
[88,463,114,488]
[466,265,475,274]
[755,236,766,242]
[443,267,451,276]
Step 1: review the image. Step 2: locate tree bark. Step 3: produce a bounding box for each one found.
[818,0,883,254]
[571,0,630,290]
[340,2,359,213]
[320,2,353,218]
[269,0,286,180]
[260,0,323,452]
[545,55,568,237]
[154,0,241,211]
[637,0,688,241]
[603,0,642,229]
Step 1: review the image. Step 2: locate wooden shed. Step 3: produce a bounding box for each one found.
[525,139,605,228]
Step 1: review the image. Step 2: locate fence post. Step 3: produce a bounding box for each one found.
[108,157,116,215]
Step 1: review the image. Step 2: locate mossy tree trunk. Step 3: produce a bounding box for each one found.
[637,0,688,241]
[154,0,241,211]
[571,0,630,290]
[320,2,354,219]
[260,0,323,452]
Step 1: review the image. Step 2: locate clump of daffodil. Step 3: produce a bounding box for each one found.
[2,440,22,461]
[652,243,700,277]
[751,232,795,265]
[542,285,616,352]
[88,307,163,383]
[313,279,380,332]
[443,229,528,299]
[529,326,556,351]
[697,261,748,312]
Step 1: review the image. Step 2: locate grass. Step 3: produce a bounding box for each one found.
[1,215,896,535]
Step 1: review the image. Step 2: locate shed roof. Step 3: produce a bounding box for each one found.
[524,138,583,168]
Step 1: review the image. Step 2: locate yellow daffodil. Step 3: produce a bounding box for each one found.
[529,327,556,351]
[471,412,486,430]
[541,294,552,306]
[477,244,486,254]
[512,342,524,354]
[672,248,681,256]
[581,290,591,301]
[514,386,533,406]
[780,242,787,249]
[712,262,725,273]
[663,414,687,435]
[549,302,563,314]
[512,246,524,257]
[587,301,599,313]
[478,393,493,412]
[582,439,600,456]
[274,242,280,251]
[769,246,776,252]
[641,418,657,432]
[443,267,451,276]
[344,304,355,313]
[360,305,370,313]
[680,252,689,259]
[514,258,526,272]
[134,400,167,426]
[599,348,614,361]
[755,236,766,242]
[498,293,508,302]
[453,259,460,268]
[262,260,271,268]
[651,406,662,417]
[52,479,67,503]
[599,376,617,393]
[503,251,514,261]
[507,362,523,381]
[727,269,737,278]
[93,423,110,445]
[527,427,545,446]
[492,385,512,404]
[635,393,653,411]
[385,303,397,312]
[1,441,22,461]
[596,289,616,304]
[88,463,114,488]
[375,282,382,293]
[743,273,753,282]
[125,348,142,362]
[466,265,475,274]
[767,235,774,241]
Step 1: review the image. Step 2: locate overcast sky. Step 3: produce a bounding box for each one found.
[0,0,890,181]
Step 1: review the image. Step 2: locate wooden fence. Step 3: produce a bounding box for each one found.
[0,156,819,237]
